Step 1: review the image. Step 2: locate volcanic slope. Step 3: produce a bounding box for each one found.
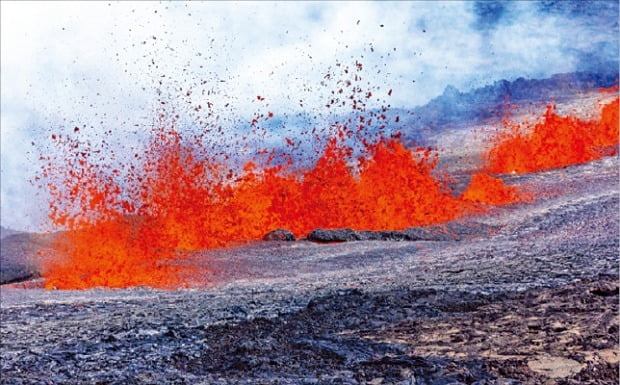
[1,155,618,384]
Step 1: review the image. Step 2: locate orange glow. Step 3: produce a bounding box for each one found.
[44,93,620,289]
[42,218,184,289]
[485,97,619,174]
[461,173,522,205]
[43,127,520,289]
[597,97,620,149]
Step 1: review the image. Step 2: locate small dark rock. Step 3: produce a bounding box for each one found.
[590,284,619,297]
[101,334,119,343]
[164,328,180,338]
[307,228,359,242]
[526,321,542,331]
[263,229,296,242]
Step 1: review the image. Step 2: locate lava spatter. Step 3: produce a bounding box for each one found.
[40,126,495,289]
[485,97,619,174]
[41,93,619,289]
[46,67,620,290]
[461,173,523,205]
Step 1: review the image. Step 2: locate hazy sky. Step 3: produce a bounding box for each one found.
[1,1,618,231]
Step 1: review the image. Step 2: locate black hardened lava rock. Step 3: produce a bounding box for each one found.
[306,228,360,242]
[263,229,296,242]
[306,222,502,243]
[3,278,616,384]
[307,226,458,243]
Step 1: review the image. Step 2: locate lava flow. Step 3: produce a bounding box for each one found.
[38,96,620,289]
[38,120,528,290]
[485,97,619,174]
[39,92,619,290]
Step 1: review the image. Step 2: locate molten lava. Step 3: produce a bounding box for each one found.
[461,173,523,205]
[42,132,498,289]
[40,95,618,289]
[43,94,619,289]
[485,97,619,174]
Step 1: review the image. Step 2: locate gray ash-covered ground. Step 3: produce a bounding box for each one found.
[1,156,619,384]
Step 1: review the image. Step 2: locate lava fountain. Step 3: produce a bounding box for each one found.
[485,97,619,174]
[37,89,620,289]
[40,126,521,289]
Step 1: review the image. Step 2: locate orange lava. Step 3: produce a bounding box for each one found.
[461,173,522,205]
[42,218,184,289]
[42,126,527,289]
[45,92,618,289]
[485,97,619,174]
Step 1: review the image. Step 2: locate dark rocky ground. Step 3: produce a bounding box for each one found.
[1,156,618,384]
